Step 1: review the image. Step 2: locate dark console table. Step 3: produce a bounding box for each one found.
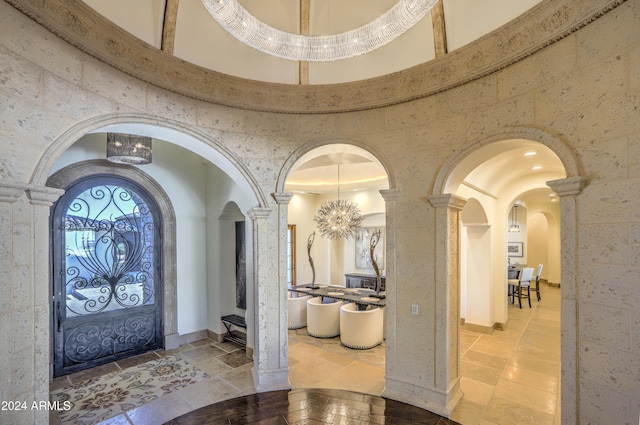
[345,273,386,291]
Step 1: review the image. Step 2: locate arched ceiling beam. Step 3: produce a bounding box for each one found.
[161,0,179,54]
[431,0,447,58]
[299,0,310,85]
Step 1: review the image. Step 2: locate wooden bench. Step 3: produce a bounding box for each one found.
[220,314,247,348]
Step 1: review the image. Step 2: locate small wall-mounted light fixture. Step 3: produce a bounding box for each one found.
[106,133,152,165]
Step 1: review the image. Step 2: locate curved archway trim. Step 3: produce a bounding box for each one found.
[30,112,268,208]
[275,138,396,193]
[432,127,584,196]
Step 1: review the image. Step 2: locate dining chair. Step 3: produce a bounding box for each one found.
[306,297,344,338]
[508,267,534,308]
[287,294,312,330]
[339,303,384,349]
[530,264,544,302]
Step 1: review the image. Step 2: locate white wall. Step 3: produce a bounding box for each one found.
[526,204,561,285]
[287,188,386,286]
[288,192,323,285]
[205,166,255,343]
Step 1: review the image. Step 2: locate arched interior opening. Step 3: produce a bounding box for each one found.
[284,143,390,395]
[47,128,260,390]
[445,138,566,423]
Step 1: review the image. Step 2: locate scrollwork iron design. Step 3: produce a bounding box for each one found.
[64,184,155,316]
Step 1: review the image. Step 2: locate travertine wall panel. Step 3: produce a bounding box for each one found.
[535,56,628,123]
[335,109,386,136]
[146,87,199,126]
[578,136,629,182]
[579,179,640,223]
[497,39,577,101]
[580,223,630,264]
[197,103,247,133]
[576,1,640,68]
[44,72,117,121]
[628,134,640,179]
[287,114,339,139]
[632,311,640,353]
[433,77,497,119]
[82,57,148,112]
[0,6,83,86]
[580,302,631,350]
[580,340,639,400]
[383,96,437,130]
[223,133,289,162]
[580,264,639,310]
[631,44,640,89]
[580,376,635,425]
[466,94,535,141]
[0,46,43,103]
[576,92,640,145]
[1,90,73,150]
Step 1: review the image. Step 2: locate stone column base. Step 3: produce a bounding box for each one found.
[383,376,463,417]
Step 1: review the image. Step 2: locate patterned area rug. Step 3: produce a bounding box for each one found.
[51,355,209,425]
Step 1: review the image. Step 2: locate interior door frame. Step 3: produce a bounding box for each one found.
[47,160,181,378]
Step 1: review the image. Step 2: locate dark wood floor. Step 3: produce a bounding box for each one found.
[164,388,461,425]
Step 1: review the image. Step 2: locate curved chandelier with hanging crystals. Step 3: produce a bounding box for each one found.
[201,0,438,62]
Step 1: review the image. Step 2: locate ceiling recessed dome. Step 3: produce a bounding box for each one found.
[81,0,543,85]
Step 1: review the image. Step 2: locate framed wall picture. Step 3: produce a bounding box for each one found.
[356,226,385,270]
[507,242,523,257]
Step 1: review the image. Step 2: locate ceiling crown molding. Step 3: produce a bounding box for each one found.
[4,0,627,114]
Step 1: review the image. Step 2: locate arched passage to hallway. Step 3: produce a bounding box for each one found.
[432,128,588,423]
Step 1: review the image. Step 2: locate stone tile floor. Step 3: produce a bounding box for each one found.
[50,284,560,425]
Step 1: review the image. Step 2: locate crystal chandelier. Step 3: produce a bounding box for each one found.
[201,0,438,62]
[313,165,363,239]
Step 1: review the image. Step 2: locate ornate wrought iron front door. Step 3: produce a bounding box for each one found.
[52,176,163,376]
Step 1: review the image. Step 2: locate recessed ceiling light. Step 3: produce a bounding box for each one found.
[524,151,537,156]
[532,165,542,170]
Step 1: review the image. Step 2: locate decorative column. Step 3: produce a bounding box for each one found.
[26,186,64,424]
[427,193,466,415]
[379,188,400,378]
[0,181,63,425]
[272,192,293,381]
[546,176,588,425]
[247,205,290,392]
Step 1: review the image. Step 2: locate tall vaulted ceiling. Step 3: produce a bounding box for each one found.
[81,0,542,85]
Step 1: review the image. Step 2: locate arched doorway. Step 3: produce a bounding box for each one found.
[432,129,588,423]
[280,142,391,394]
[50,175,163,376]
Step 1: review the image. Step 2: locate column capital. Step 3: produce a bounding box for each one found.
[247,207,272,221]
[272,192,293,205]
[379,188,401,201]
[546,176,589,197]
[27,186,65,206]
[428,193,467,210]
[0,180,28,203]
